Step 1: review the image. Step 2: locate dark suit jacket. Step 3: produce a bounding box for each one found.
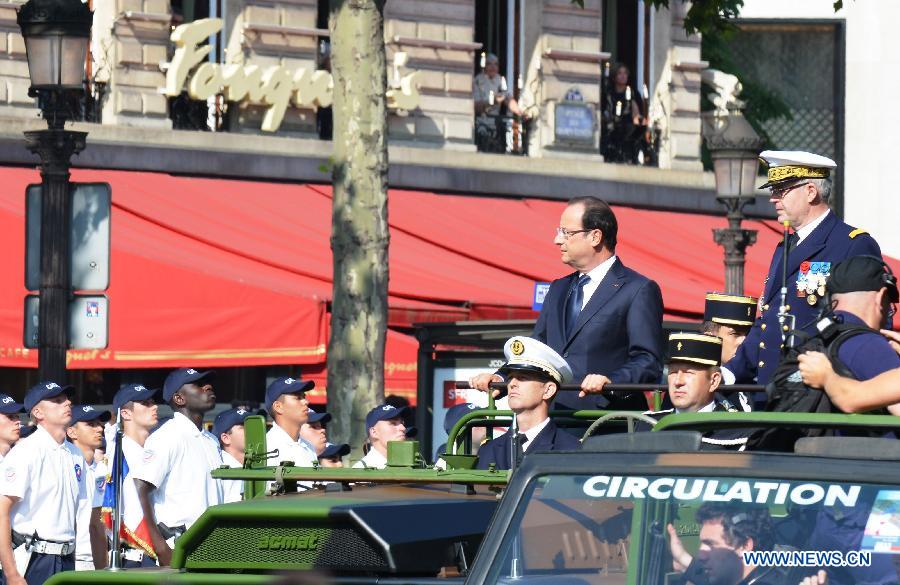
[476,419,581,470]
[726,212,881,386]
[532,258,664,410]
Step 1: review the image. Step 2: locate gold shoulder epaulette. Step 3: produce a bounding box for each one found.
[849,228,868,239]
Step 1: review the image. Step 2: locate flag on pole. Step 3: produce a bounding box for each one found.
[101,440,156,558]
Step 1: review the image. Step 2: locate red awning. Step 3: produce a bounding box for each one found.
[0,166,896,379]
[304,328,418,404]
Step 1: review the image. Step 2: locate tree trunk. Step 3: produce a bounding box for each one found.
[327,0,389,454]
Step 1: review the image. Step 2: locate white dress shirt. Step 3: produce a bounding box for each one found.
[64,444,106,567]
[675,401,717,415]
[352,448,387,469]
[520,417,551,452]
[795,209,830,246]
[220,451,243,504]
[132,412,224,530]
[579,255,618,309]
[265,423,318,468]
[1,425,85,541]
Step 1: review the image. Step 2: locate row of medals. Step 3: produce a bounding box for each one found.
[798,278,827,306]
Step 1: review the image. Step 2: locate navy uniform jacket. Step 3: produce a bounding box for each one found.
[475,419,581,470]
[642,399,748,450]
[533,258,664,410]
[726,212,881,385]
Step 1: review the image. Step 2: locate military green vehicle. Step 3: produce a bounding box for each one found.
[45,412,517,585]
[47,412,900,585]
[466,412,900,585]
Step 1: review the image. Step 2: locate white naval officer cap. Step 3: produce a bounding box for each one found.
[498,336,573,385]
[758,150,837,189]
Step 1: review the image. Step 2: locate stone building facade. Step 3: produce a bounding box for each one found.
[0,0,710,174]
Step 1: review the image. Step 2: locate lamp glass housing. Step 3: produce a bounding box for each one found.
[24,33,88,90]
[712,152,760,199]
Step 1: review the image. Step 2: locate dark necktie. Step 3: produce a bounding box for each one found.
[565,274,591,337]
[514,433,527,466]
[787,232,799,252]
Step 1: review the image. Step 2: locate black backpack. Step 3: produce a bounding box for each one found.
[745,316,874,451]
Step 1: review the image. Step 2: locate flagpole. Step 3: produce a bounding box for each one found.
[110,408,125,569]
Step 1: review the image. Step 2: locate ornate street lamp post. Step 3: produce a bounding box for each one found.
[703,97,765,295]
[17,0,93,382]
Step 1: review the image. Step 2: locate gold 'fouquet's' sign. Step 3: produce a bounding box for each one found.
[160,18,421,133]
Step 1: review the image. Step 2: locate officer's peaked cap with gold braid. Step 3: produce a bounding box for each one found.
[499,336,573,385]
[667,333,723,367]
[758,150,836,190]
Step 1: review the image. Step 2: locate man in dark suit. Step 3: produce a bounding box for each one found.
[476,336,581,470]
[470,196,664,410]
[724,151,883,388]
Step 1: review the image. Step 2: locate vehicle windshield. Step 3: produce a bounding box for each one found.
[484,473,900,585]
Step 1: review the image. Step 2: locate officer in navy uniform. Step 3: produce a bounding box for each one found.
[725,151,883,388]
[700,293,757,368]
[476,336,581,470]
[644,333,748,450]
[700,292,758,410]
[0,382,84,585]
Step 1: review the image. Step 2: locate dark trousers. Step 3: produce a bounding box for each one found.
[1,552,75,585]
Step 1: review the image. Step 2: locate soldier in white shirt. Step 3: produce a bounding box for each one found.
[212,407,253,504]
[133,368,223,567]
[353,404,409,469]
[106,383,161,569]
[0,393,24,463]
[0,382,84,585]
[64,405,111,571]
[299,408,330,456]
[264,377,319,473]
[318,442,350,468]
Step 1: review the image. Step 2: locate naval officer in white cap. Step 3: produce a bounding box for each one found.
[476,337,581,470]
[724,150,883,391]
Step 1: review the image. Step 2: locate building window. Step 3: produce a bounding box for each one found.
[169,0,220,131]
[473,0,529,154]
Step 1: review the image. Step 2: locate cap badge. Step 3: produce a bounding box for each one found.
[382,405,394,412]
[510,340,525,356]
[284,378,296,384]
[82,406,93,412]
[747,307,752,316]
[45,383,59,390]
[237,409,247,415]
[186,369,198,374]
[1,397,12,404]
[677,342,683,351]
[135,385,146,392]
